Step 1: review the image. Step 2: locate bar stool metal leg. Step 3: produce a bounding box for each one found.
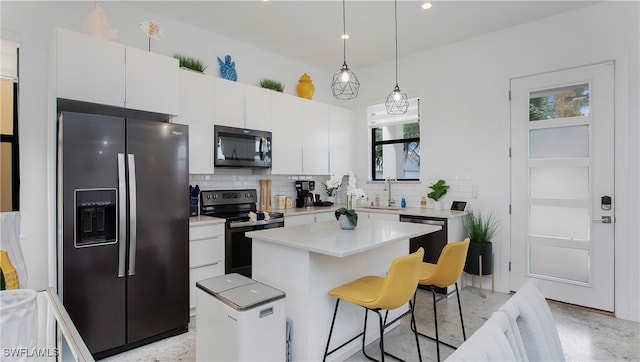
[431,289,441,362]
[455,283,466,340]
[323,299,341,362]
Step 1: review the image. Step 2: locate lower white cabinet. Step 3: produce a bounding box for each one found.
[284,213,316,227]
[314,211,336,223]
[366,212,400,222]
[189,222,225,315]
[284,211,335,226]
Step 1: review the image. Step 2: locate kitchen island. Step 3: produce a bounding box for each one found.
[247,219,441,361]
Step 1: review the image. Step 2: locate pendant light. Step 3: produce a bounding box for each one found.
[331,0,359,100]
[385,0,409,115]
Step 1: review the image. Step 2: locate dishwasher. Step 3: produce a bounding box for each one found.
[400,215,448,294]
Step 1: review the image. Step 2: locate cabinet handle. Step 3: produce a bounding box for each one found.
[189,234,223,242]
[190,261,220,269]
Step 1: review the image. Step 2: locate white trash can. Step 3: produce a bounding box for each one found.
[0,289,38,361]
[196,274,286,361]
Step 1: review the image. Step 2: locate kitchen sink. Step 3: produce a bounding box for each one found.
[358,205,403,211]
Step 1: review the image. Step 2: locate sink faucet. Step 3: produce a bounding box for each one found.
[384,177,396,207]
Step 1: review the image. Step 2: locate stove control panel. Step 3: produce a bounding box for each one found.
[200,189,257,206]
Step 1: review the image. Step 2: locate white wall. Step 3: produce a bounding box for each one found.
[0,0,336,291]
[350,1,639,321]
[2,1,637,321]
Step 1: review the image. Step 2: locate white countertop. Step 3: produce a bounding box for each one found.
[246,219,441,258]
[273,206,467,219]
[189,206,466,225]
[391,207,468,219]
[189,215,225,226]
[272,206,336,216]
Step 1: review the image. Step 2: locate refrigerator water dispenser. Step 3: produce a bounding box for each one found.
[74,188,117,247]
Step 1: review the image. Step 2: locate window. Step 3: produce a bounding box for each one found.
[368,98,420,181]
[1,39,19,211]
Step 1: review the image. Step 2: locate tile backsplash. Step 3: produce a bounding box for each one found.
[189,171,476,211]
[360,178,477,210]
[189,171,328,208]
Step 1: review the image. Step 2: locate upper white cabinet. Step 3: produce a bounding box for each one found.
[301,101,329,175]
[328,105,354,177]
[55,28,124,107]
[54,28,178,114]
[271,92,303,174]
[245,86,272,131]
[173,69,215,174]
[124,46,179,115]
[214,80,272,130]
[214,77,245,128]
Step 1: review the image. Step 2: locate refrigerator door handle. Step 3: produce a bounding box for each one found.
[127,154,137,276]
[117,154,127,278]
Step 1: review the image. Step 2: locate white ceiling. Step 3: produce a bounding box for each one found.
[127,1,598,72]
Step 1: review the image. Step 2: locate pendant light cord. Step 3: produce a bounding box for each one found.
[394,0,399,87]
[342,0,347,65]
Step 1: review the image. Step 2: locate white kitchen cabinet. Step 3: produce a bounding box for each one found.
[245,85,272,131]
[284,213,316,227]
[214,77,245,128]
[173,69,215,174]
[285,211,335,226]
[189,222,225,315]
[367,212,400,222]
[55,28,178,114]
[124,46,179,115]
[314,211,336,223]
[302,101,329,175]
[328,105,354,178]
[55,27,124,107]
[271,92,303,174]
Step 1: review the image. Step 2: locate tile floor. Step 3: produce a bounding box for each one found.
[104,286,640,361]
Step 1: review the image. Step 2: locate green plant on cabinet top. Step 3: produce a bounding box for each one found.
[174,53,207,73]
[260,79,285,92]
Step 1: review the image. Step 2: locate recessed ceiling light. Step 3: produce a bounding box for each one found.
[341,33,349,40]
[421,2,432,10]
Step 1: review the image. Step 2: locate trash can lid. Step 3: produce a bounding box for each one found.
[196,273,255,296]
[216,282,285,311]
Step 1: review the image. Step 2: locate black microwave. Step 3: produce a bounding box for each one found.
[214,125,272,168]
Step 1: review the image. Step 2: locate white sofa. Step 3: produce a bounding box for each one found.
[445,279,565,361]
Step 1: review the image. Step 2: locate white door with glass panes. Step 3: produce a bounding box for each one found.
[510,62,614,311]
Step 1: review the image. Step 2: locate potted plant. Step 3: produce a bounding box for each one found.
[334,207,358,230]
[463,211,498,275]
[427,179,449,210]
[173,53,207,73]
[259,78,285,92]
[322,175,342,203]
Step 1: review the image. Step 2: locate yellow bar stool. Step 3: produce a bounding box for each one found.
[412,238,470,362]
[323,248,424,362]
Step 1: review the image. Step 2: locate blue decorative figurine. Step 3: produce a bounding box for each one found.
[217,55,237,81]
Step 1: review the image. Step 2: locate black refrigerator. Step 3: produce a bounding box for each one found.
[57,108,189,358]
